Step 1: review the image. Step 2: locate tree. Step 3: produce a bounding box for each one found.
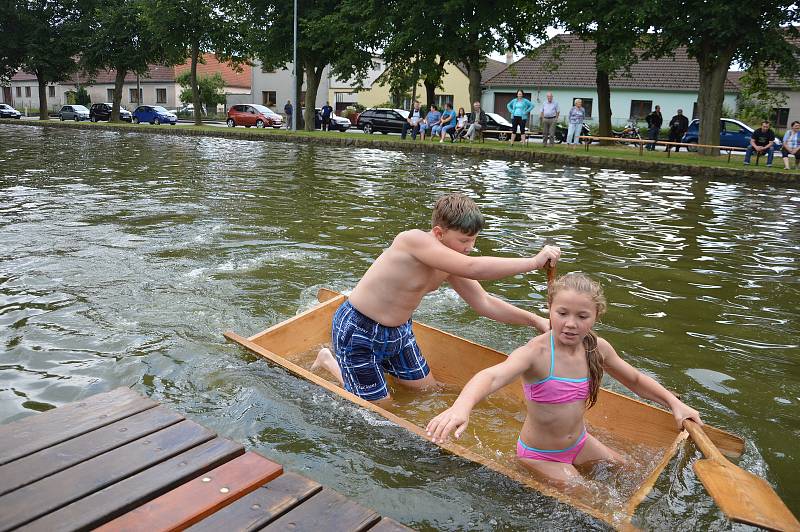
[81,0,181,122]
[649,2,800,155]
[176,71,226,111]
[247,0,381,130]
[151,0,249,125]
[0,2,29,81]
[14,0,86,119]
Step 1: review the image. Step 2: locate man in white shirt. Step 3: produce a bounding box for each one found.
[539,92,560,147]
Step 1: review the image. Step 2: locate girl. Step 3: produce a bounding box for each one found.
[454,107,467,141]
[426,273,702,483]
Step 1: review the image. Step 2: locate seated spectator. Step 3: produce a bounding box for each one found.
[782,120,800,169]
[454,107,467,140]
[402,101,425,140]
[438,103,456,143]
[744,120,775,167]
[465,101,487,141]
[427,105,443,139]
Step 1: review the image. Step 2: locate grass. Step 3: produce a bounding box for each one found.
[7,118,798,177]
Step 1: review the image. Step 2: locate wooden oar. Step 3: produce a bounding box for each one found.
[544,258,556,330]
[683,420,800,531]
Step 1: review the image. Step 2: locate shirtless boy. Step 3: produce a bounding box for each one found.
[312,193,561,403]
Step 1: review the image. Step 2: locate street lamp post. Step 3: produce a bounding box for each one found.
[292,0,298,131]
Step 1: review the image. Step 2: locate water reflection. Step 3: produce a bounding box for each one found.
[0,125,798,529]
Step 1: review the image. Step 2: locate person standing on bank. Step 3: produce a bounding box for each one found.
[539,92,560,147]
[744,120,776,167]
[645,105,663,151]
[507,90,534,146]
[566,99,585,148]
[284,100,293,130]
[321,101,334,131]
[666,109,689,153]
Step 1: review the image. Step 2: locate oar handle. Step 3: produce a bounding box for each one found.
[683,419,725,462]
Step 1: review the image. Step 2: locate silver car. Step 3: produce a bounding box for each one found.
[58,105,90,121]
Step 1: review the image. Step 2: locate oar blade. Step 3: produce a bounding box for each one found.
[694,459,800,531]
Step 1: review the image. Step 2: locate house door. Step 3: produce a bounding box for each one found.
[3,87,11,105]
[494,92,532,119]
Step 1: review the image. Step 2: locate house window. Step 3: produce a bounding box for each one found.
[435,94,453,109]
[16,87,21,97]
[574,97,593,118]
[262,91,276,107]
[25,86,31,97]
[48,86,55,98]
[107,88,115,101]
[630,100,652,120]
[692,102,698,119]
[129,88,142,103]
[771,107,789,129]
[261,65,275,74]
[156,88,167,103]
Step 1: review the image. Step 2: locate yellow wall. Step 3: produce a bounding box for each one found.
[357,62,471,110]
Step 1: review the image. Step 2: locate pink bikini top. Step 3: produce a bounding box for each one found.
[523,332,591,404]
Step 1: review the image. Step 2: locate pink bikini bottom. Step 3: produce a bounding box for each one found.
[516,429,588,464]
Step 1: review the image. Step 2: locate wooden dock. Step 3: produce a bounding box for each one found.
[0,387,410,531]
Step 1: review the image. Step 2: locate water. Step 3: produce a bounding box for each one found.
[1,125,798,530]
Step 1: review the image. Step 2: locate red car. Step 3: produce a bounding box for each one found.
[226,104,283,128]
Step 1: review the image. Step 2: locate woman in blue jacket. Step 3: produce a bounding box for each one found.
[506,90,534,146]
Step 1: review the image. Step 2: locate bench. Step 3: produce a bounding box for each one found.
[579,136,749,162]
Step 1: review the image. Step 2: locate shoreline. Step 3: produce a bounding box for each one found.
[4,119,798,183]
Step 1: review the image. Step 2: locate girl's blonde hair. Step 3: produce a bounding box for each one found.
[548,273,606,409]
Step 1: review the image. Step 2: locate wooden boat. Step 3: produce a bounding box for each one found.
[225,289,746,529]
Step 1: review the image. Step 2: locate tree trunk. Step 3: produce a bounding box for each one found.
[696,49,734,156]
[191,42,201,126]
[466,59,482,108]
[303,60,323,131]
[295,62,304,129]
[111,69,126,122]
[36,72,48,120]
[596,69,612,143]
[424,78,436,108]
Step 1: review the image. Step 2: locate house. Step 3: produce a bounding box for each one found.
[327,56,386,112]
[728,68,800,130]
[482,34,740,127]
[358,57,507,112]
[3,54,250,113]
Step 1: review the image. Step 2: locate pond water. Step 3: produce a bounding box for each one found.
[1,125,798,530]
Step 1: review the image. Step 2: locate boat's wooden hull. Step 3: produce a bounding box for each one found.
[225,289,744,529]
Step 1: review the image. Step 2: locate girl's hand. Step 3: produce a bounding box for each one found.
[672,401,703,428]
[426,405,471,443]
[535,245,561,269]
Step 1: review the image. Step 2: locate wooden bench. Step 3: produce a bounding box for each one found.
[579,136,749,162]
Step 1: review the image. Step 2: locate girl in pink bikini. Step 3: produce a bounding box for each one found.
[426,273,703,483]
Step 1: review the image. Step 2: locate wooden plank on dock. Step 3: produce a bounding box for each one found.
[187,471,323,531]
[0,405,183,496]
[262,488,381,532]
[21,438,244,532]
[368,517,414,531]
[0,419,215,532]
[95,451,283,532]
[0,387,156,465]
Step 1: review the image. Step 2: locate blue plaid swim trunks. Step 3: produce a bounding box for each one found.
[331,300,430,401]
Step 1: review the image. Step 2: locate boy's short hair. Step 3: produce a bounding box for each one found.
[431,193,485,235]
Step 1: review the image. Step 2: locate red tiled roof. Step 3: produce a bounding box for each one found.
[485,34,739,92]
[174,54,250,89]
[453,58,508,83]
[10,71,37,81]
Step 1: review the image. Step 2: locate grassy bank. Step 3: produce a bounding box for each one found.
[4,118,799,183]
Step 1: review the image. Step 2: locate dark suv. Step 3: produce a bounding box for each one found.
[356,108,409,134]
[90,103,132,122]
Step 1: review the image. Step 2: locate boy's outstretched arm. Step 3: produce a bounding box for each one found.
[449,277,550,333]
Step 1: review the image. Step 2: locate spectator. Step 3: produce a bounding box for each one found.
[424,104,441,141]
[566,98,586,148]
[438,102,456,142]
[321,101,334,131]
[645,105,663,151]
[744,120,775,167]
[666,108,689,153]
[454,107,468,140]
[465,101,487,142]
[781,120,800,169]
[284,100,293,130]
[539,92,560,147]
[506,89,534,146]
[401,101,425,140]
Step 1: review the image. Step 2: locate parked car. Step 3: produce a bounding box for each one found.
[681,118,781,150]
[226,104,282,128]
[58,105,90,121]
[132,105,177,125]
[312,108,351,131]
[89,103,132,122]
[0,103,22,119]
[356,108,409,134]
[178,103,207,116]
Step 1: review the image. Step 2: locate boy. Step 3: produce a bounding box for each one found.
[312,193,560,403]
